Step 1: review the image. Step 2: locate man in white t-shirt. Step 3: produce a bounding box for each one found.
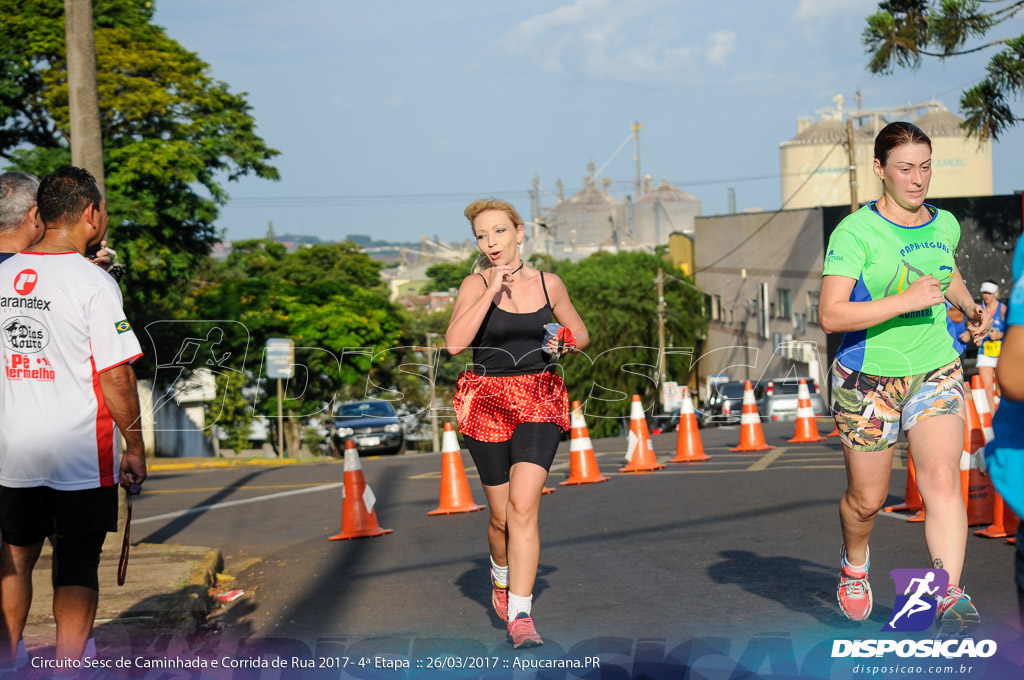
[0,166,146,667]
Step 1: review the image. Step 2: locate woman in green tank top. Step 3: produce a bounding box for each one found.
[819,121,992,636]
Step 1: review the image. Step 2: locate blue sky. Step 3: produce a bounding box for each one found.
[154,0,1023,245]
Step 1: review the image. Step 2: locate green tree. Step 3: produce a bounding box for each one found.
[863,1,1024,139]
[559,252,706,437]
[421,254,477,293]
[0,0,279,325]
[208,370,253,455]
[185,242,404,454]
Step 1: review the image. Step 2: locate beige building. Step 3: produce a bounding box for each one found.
[693,207,843,401]
[780,96,992,210]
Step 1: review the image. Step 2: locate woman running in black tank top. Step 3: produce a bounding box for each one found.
[446,199,589,649]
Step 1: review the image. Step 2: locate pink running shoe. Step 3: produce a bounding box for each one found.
[507,612,543,649]
[935,585,980,637]
[492,581,508,622]
[837,545,872,621]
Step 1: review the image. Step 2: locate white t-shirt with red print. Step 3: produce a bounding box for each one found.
[0,252,142,490]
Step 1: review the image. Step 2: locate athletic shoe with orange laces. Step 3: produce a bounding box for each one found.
[507,612,543,648]
[492,581,508,622]
[837,545,872,621]
[935,585,980,637]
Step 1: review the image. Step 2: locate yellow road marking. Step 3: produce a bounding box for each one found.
[746,448,787,471]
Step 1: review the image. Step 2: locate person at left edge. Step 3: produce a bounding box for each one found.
[0,171,114,268]
[0,166,146,667]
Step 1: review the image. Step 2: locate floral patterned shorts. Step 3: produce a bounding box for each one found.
[830,359,964,452]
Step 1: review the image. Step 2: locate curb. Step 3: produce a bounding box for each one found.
[150,458,303,472]
[163,547,224,640]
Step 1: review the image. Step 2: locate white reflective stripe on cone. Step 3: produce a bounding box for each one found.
[740,412,760,425]
[441,429,460,452]
[571,435,592,452]
[797,406,815,418]
[743,390,756,405]
[626,430,638,462]
[959,451,971,470]
[344,449,363,471]
[680,388,695,414]
[363,485,376,513]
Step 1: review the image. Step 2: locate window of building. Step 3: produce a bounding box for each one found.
[807,291,820,325]
[777,288,791,319]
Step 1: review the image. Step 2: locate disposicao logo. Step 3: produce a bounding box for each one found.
[883,568,947,632]
[831,568,997,660]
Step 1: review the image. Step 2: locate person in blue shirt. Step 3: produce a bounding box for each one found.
[986,242,1024,626]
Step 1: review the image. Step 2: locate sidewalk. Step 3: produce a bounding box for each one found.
[21,540,222,658]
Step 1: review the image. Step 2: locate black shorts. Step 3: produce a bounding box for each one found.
[0,485,117,547]
[465,422,561,486]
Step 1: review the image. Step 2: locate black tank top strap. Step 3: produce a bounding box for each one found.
[477,272,487,286]
[540,271,551,308]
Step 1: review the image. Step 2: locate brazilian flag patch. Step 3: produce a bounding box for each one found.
[115,320,132,334]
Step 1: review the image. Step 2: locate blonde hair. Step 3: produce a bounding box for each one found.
[464,198,524,272]
[464,198,523,232]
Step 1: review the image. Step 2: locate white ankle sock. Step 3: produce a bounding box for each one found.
[843,546,869,572]
[507,592,532,620]
[490,556,508,588]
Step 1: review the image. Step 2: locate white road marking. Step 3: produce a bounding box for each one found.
[134,483,343,525]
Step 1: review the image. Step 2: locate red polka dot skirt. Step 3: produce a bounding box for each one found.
[453,370,570,442]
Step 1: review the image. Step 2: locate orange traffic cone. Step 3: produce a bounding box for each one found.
[826,421,841,437]
[620,395,665,473]
[730,381,775,452]
[561,401,610,485]
[788,379,825,443]
[329,441,393,540]
[961,393,993,527]
[885,447,923,516]
[975,492,1020,539]
[429,423,486,515]
[971,375,995,442]
[542,485,556,495]
[670,387,709,463]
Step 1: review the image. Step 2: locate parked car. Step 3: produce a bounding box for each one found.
[701,380,766,426]
[761,377,826,422]
[333,400,404,455]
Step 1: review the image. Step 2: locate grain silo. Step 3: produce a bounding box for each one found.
[633,179,701,243]
[913,103,993,198]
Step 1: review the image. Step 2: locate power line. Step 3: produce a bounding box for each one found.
[694,140,843,274]
[226,172,789,209]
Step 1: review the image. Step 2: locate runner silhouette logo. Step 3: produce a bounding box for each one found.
[882,568,948,632]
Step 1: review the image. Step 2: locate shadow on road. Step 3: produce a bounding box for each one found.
[453,558,555,630]
[138,468,276,544]
[708,549,861,629]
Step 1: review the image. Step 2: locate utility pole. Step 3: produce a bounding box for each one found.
[656,268,666,393]
[846,118,859,214]
[64,0,105,193]
[632,121,643,199]
[425,332,439,452]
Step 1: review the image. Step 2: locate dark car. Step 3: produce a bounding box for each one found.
[333,400,404,455]
[701,380,766,427]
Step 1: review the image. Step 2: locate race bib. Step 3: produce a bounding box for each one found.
[983,339,1001,357]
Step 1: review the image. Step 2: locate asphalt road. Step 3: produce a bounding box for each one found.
[133,420,1022,672]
